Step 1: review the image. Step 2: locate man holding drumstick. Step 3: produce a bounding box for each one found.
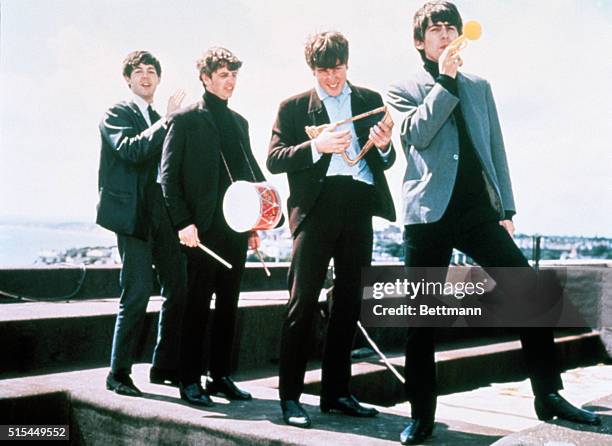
[161,47,267,407]
[267,31,396,428]
[387,2,601,443]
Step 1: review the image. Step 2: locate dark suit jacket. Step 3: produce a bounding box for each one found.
[160,98,267,234]
[96,100,166,240]
[267,83,396,235]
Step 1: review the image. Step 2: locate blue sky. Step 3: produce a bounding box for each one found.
[1,0,611,236]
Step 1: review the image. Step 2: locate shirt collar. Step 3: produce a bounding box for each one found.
[131,94,154,117]
[314,80,351,102]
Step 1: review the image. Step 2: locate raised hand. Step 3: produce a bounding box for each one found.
[166,89,186,116]
[439,45,463,78]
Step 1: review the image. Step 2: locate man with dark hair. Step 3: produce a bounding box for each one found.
[161,47,266,407]
[122,50,163,79]
[304,31,349,70]
[387,2,601,443]
[97,50,186,396]
[196,47,243,77]
[267,31,396,428]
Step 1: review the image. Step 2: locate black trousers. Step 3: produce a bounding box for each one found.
[279,176,375,401]
[179,213,248,385]
[403,217,562,419]
[111,186,187,375]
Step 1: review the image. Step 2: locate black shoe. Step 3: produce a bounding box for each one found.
[320,395,378,417]
[149,367,178,386]
[106,371,142,397]
[281,400,311,428]
[179,382,214,407]
[400,418,434,445]
[206,376,252,400]
[534,392,601,425]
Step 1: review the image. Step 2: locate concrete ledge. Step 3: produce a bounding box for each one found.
[490,387,612,445]
[1,290,606,386]
[0,264,291,302]
[1,365,508,446]
[0,391,71,425]
[2,305,604,386]
[3,364,611,445]
[300,331,607,407]
[0,292,290,377]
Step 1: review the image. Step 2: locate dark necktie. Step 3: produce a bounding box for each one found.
[147,105,161,125]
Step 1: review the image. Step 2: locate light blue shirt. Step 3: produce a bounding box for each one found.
[310,82,375,185]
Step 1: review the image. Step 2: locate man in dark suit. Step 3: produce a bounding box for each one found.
[97,50,186,396]
[386,2,601,444]
[161,47,266,407]
[267,31,396,428]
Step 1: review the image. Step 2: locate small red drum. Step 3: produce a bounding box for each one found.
[223,181,282,232]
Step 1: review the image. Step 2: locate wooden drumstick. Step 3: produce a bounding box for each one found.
[254,248,271,277]
[197,243,233,269]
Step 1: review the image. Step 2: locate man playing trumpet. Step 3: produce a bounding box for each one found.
[387,1,601,444]
[267,31,396,428]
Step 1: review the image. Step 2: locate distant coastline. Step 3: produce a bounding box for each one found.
[0,222,116,266]
[0,220,610,267]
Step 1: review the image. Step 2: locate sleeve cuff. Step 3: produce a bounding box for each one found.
[143,117,167,137]
[176,219,194,232]
[311,140,322,163]
[378,145,392,160]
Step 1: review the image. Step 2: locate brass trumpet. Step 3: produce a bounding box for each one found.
[304,106,393,166]
[447,20,482,53]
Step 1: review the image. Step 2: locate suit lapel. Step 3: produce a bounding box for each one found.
[306,88,330,126]
[417,68,477,141]
[456,74,482,154]
[197,99,220,135]
[229,109,248,147]
[349,83,368,115]
[306,89,333,170]
[457,74,473,116]
[420,67,436,87]
[127,101,148,131]
[349,84,371,145]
